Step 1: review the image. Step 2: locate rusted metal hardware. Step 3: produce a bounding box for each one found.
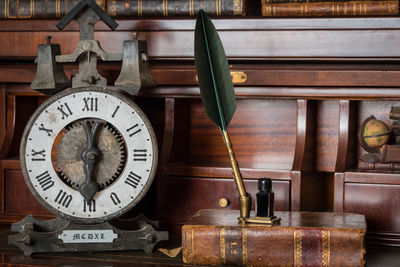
[115,34,157,95]
[30,36,71,94]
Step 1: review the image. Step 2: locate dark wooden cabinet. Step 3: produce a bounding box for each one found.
[2,17,400,245]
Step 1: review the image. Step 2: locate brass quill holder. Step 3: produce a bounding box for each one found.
[222,130,251,219]
[194,10,279,225]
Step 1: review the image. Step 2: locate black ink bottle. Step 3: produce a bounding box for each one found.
[255,177,274,218]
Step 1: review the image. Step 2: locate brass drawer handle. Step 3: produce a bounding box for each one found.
[195,71,247,84]
[230,71,247,84]
[219,198,229,208]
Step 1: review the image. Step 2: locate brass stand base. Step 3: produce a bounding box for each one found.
[360,152,381,163]
[238,216,281,226]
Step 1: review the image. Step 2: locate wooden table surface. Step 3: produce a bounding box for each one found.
[0,229,399,266]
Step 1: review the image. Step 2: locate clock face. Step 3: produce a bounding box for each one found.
[20,87,158,224]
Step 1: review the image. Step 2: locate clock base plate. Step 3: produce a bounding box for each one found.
[8,214,168,256]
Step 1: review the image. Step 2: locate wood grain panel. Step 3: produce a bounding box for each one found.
[4,170,52,216]
[188,99,297,170]
[315,101,340,172]
[158,177,290,224]
[344,183,400,233]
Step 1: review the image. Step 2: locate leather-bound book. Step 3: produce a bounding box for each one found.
[182,209,366,266]
[106,0,261,17]
[262,1,399,16]
[262,0,393,3]
[1,0,105,19]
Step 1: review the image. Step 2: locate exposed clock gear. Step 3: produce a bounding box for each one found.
[52,119,126,191]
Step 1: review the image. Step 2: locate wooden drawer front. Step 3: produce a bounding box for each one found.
[159,177,290,224]
[4,170,52,216]
[344,183,400,233]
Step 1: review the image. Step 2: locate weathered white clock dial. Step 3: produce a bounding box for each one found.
[20,87,158,224]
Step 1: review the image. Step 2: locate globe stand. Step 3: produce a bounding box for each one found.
[360,152,382,163]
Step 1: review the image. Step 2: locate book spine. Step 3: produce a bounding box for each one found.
[262,0,391,3]
[182,225,366,266]
[106,0,246,17]
[1,0,105,19]
[261,1,399,16]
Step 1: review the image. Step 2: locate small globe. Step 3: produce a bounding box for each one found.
[361,116,390,152]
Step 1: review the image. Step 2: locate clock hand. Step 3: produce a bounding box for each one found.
[80,120,102,202]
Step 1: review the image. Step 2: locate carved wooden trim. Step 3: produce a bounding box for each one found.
[0,94,16,159]
[293,99,308,171]
[333,172,345,212]
[335,100,350,172]
[290,171,301,211]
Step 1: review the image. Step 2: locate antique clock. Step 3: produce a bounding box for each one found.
[9,0,167,255]
[21,87,157,223]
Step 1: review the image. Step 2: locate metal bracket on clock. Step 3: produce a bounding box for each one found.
[9,214,168,256]
[31,0,156,95]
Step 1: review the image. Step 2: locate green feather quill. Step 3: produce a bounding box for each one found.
[194,10,236,131]
[194,10,251,219]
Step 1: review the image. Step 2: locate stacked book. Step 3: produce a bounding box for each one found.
[1,0,398,19]
[0,0,261,19]
[261,0,399,16]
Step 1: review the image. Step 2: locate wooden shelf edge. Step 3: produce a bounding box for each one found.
[165,162,292,180]
[1,159,20,170]
[0,214,55,225]
[344,171,400,184]
[3,17,400,32]
[367,231,400,246]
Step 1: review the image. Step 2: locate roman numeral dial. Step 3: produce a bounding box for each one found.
[21,88,158,224]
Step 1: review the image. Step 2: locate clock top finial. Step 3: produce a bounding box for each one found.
[56,0,118,34]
